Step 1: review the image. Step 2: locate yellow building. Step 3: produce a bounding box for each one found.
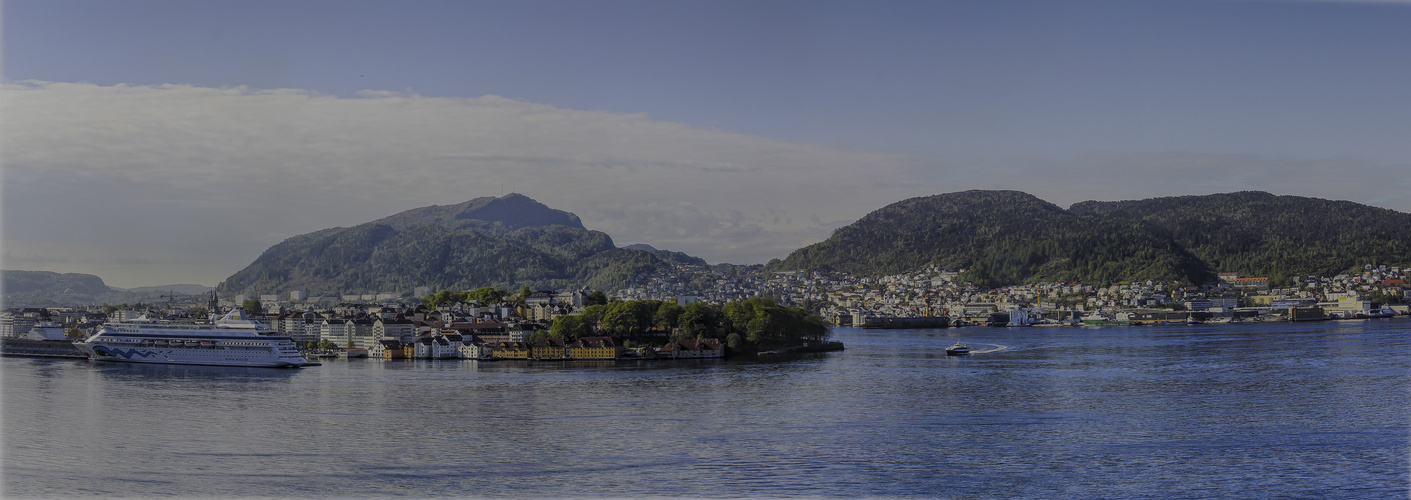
[532,338,567,359]
[492,341,532,359]
[1248,295,1279,306]
[568,336,623,360]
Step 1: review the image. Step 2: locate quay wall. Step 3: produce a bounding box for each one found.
[1,339,87,359]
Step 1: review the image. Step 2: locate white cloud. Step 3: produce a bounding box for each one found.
[6,81,1407,288]
[2,81,926,286]
[967,151,1411,211]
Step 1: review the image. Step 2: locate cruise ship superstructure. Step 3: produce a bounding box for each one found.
[76,310,308,368]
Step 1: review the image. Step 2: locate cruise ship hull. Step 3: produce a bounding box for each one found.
[79,342,306,368]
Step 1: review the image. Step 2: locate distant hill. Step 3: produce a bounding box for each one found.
[623,244,709,266]
[3,270,111,298]
[769,190,1411,286]
[216,194,678,298]
[122,284,214,295]
[1069,191,1411,283]
[2,270,212,307]
[373,193,584,231]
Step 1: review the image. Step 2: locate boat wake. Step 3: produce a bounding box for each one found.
[966,344,1008,354]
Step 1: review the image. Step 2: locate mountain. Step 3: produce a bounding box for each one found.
[3,270,112,302]
[623,244,709,266]
[1,270,213,307]
[372,193,584,231]
[1068,191,1411,282]
[216,194,669,298]
[769,190,1411,286]
[122,284,214,295]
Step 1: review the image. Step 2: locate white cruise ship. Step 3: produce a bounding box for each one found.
[76,310,308,368]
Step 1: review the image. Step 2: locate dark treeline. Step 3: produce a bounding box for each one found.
[539,297,830,352]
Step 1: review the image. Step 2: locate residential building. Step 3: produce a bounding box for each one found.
[568,336,623,360]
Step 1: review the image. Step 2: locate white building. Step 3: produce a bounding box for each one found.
[280,313,323,345]
[415,334,463,359]
[0,312,36,339]
[374,318,416,343]
[320,319,350,346]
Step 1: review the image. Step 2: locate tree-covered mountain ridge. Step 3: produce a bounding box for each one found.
[216,193,665,297]
[769,190,1411,286]
[1,270,213,307]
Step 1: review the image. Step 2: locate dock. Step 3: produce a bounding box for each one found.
[860,317,951,329]
[1,338,88,359]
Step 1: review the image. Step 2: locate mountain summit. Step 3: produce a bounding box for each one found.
[373,193,583,232]
[216,194,660,297]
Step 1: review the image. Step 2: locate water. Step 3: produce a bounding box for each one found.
[5,320,1409,498]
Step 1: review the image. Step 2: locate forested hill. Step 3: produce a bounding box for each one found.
[216,194,668,298]
[1,270,213,307]
[1069,191,1411,283]
[769,190,1411,286]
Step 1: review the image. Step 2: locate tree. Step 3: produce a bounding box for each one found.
[550,315,593,341]
[421,290,452,308]
[516,286,534,304]
[745,307,778,344]
[242,299,263,315]
[600,302,638,337]
[678,302,718,338]
[725,332,743,350]
[599,300,659,338]
[797,311,831,343]
[580,304,608,327]
[585,290,609,306]
[469,286,507,305]
[654,302,685,330]
[720,297,830,348]
[1368,289,1404,305]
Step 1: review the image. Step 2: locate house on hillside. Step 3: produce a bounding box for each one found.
[1233,277,1269,290]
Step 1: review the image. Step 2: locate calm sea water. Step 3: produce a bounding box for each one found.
[4,320,1409,498]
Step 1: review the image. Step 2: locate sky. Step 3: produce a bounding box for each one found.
[4,0,1410,289]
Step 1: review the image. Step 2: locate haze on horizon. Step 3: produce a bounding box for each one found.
[4,0,1410,289]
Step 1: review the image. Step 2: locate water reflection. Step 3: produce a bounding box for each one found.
[4,319,1408,498]
[91,361,301,382]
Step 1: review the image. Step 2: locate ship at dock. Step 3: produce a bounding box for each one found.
[859,316,952,329]
[75,309,308,368]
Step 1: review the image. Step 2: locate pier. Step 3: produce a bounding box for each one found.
[0,339,87,359]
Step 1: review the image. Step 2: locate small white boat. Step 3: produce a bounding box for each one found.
[946,342,970,356]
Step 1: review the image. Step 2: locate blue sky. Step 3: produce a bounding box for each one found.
[4,0,1410,288]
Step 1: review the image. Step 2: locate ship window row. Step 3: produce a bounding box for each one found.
[125,340,268,346]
